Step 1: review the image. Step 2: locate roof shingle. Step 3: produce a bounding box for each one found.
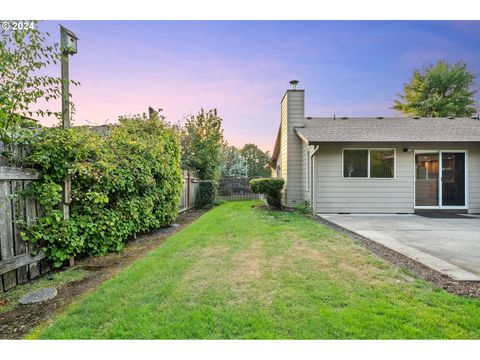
[295,117,480,143]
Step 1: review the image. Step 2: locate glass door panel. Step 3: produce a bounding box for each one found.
[415,153,439,206]
[442,153,465,206]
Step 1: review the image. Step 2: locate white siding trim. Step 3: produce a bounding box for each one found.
[305,150,310,191]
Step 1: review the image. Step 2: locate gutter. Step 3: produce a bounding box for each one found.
[294,127,311,145]
[309,145,319,213]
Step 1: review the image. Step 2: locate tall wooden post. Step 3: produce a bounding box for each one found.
[61,49,71,222]
[61,51,70,130]
[60,25,78,267]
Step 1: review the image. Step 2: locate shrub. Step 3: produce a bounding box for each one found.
[295,201,312,215]
[196,180,217,209]
[213,198,226,206]
[24,116,182,267]
[250,178,284,209]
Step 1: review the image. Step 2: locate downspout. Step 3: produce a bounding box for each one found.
[310,145,320,214]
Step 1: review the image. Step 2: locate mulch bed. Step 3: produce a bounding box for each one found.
[0,209,206,340]
[315,216,480,298]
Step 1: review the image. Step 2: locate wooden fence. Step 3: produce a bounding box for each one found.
[178,170,199,213]
[0,141,200,292]
[0,142,49,292]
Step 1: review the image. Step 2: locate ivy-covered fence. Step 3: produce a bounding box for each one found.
[0,117,197,292]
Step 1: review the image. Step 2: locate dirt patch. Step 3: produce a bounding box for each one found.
[228,241,273,306]
[0,209,206,340]
[316,216,480,298]
[197,245,231,259]
[232,242,263,280]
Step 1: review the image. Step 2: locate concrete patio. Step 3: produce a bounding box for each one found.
[318,213,480,281]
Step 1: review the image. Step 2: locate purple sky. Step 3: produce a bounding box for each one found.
[38,21,480,152]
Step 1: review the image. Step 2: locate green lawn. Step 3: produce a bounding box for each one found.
[32,200,480,339]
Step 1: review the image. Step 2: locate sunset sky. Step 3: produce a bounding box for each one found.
[38,21,480,152]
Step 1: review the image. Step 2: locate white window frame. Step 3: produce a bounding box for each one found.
[342,148,396,179]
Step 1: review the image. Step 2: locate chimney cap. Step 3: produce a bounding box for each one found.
[289,80,299,90]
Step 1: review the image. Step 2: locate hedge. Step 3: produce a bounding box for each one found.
[196,180,217,209]
[250,178,284,209]
[24,116,182,267]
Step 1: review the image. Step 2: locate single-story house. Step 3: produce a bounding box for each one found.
[271,83,480,214]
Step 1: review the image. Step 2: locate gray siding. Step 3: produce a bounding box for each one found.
[280,90,305,208]
[466,145,480,213]
[314,142,480,214]
[280,96,288,205]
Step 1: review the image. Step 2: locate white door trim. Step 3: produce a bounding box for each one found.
[413,150,468,210]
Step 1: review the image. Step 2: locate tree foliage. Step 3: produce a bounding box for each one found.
[0,21,78,141]
[240,143,271,178]
[180,108,224,180]
[393,61,478,117]
[196,180,218,209]
[220,143,247,178]
[220,143,271,178]
[24,115,182,267]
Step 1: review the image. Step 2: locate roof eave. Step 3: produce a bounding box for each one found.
[294,128,312,145]
[271,125,282,164]
[301,139,480,144]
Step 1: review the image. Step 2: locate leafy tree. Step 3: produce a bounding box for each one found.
[240,143,271,178]
[0,21,77,141]
[393,61,478,117]
[220,143,247,178]
[180,108,224,180]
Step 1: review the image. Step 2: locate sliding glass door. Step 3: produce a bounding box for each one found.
[415,151,466,208]
[441,152,465,206]
[415,153,439,206]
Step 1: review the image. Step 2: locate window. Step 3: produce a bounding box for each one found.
[370,150,395,178]
[306,151,310,191]
[343,149,395,178]
[343,149,368,178]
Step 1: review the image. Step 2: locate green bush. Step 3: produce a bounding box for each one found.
[213,198,226,206]
[196,180,217,209]
[24,116,182,267]
[295,201,312,215]
[250,178,284,209]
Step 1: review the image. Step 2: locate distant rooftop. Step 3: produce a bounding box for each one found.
[296,117,480,143]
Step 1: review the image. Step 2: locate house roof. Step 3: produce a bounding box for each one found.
[271,125,282,164]
[295,117,480,144]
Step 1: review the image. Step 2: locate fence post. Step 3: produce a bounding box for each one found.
[60,25,78,267]
[187,171,191,210]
